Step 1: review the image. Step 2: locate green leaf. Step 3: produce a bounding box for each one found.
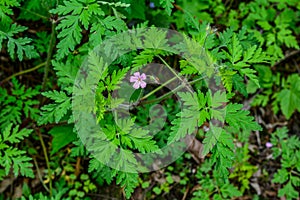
[278,181,299,200]
[49,125,77,155]
[56,15,82,59]
[12,154,34,178]
[221,183,242,198]
[52,57,81,92]
[51,0,105,59]
[0,124,32,144]
[240,68,260,87]
[225,103,262,131]
[257,20,272,30]
[102,16,127,32]
[272,168,289,184]
[0,124,33,178]
[88,158,115,184]
[223,34,243,65]
[159,0,175,15]
[209,91,227,122]
[38,91,71,125]
[220,69,237,93]
[232,74,248,96]
[116,171,138,199]
[144,27,168,49]
[218,130,234,150]
[0,23,38,60]
[105,68,129,91]
[126,128,159,153]
[202,125,223,156]
[114,117,159,153]
[0,0,20,22]
[291,173,300,187]
[0,79,39,129]
[212,142,234,178]
[276,74,300,119]
[124,0,145,19]
[211,91,227,108]
[168,92,200,143]
[132,49,155,68]
[277,28,299,49]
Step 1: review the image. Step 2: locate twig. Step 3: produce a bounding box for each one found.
[293,59,300,74]
[42,20,56,90]
[36,128,52,196]
[272,50,300,68]
[74,157,81,177]
[182,186,189,200]
[0,62,46,85]
[33,157,49,192]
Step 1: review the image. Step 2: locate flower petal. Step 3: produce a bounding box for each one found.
[133,81,140,89]
[130,76,138,82]
[140,73,146,80]
[140,80,146,88]
[266,142,273,148]
[133,72,140,77]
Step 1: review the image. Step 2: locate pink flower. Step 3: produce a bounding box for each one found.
[130,72,147,89]
[266,142,273,148]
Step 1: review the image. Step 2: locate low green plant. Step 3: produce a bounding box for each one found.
[21,180,70,200]
[251,69,300,120]
[0,78,40,129]
[229,144,258,193]
[270,127,300,200]
[0,124,34,180]
[0,0,299,199]
[192,160,242,200]
[67,174,96,200]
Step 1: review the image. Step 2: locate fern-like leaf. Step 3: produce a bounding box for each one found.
[225,103,261,131]
[202,125,223,156]
[159,0,174,16]
[168,92,200,144]
[0,78,39,129]
[38,91,71,125]
[0,124,33,178]
[51,0,105,59]
[0,23,38,60]
[116,171,139,199]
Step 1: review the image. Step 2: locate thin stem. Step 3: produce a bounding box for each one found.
[33,157,50,192]
[37,129,52,196]
[140,76,178,101]
[142,83,183,105]
[291,170,300,176]
[113,75,207,110]
[189,75,207,84]
[0,62,46,84]
[139,55,191,101]
[273,49,300,67]
[157,55,193,93]
[142,75,207,105]
[42,21,56,90]
[109,75,206,111]
[19,7,48,20]
[157,55,182,81]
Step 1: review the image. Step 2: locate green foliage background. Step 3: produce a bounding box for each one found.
[0,0,300,199]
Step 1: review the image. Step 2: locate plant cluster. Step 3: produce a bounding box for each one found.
[0,0,299,199]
